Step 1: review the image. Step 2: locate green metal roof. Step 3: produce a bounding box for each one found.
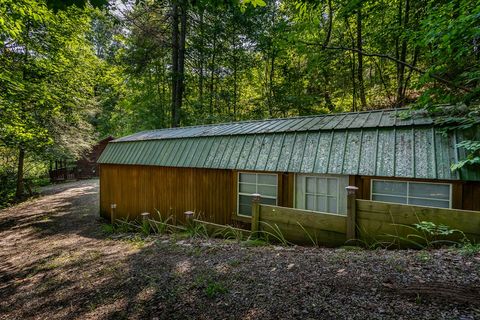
[98,109,480,181]
[113,108,433,142]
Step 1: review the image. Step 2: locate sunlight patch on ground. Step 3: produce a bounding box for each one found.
[174,259,192,275]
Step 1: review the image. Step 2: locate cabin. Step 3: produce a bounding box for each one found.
[50,136,114,182]
[97,109,480,226]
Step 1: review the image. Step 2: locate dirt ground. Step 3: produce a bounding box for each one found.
[0,180,479,320]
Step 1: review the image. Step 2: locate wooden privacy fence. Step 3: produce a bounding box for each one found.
[250,189,480,247]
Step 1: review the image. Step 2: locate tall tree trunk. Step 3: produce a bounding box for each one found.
[175,2,187,126]
[402,46,419,98]
[356,8,367,110]
[232,31,238,120]
[171,1,187,128]
[267,7,276,117]
[345,17,357,111]
[198,10,204,107]
[171,3,179,127]
[396,0,410,107]
[15,148,25,200]
[209,35,216,120]
[268,53,275,117]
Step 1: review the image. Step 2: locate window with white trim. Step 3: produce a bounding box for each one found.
[371,180,452,208]
[295,174,349,215]
[238,172,277,216]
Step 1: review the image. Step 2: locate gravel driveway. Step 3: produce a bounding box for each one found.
[0,180,479,319]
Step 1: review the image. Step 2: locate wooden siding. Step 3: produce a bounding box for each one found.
[462,181,480,211]
[100,165,296,225]
[100,164,235,225]
[99,164,480,226]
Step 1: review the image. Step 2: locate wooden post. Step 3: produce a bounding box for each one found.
[251,193,261,234]
[184,210,194,227]
[141,212,150,221]
[141,212,151,232]
[346,186,359,240]
[110,203,117,224]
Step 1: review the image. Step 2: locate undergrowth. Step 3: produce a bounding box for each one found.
[100,210,293,247]
[101,210,479,254]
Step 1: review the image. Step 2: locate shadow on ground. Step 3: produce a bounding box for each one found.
[0,180,479,320]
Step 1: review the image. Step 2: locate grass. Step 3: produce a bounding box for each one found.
[254,221,290,246]
[457,242,480,256]
[194,274,228,299]
[227,259,242,267]
[417,251,431,262]
[204,280,228,298]
[123,235,148,248]
[241,238,269,247]
[101,210,479,256]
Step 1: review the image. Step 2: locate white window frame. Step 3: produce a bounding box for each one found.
[370,179,452,209]
[304,176,340,214]
[237,172,278,217]
[294,174,349,215]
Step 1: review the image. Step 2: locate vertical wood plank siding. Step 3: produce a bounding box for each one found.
[100,164,479,225]
[462,182,480,211]
[100,164,235,224]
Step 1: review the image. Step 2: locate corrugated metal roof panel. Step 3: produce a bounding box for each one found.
[265,134,284,172]
[321,114,347,130]
[413,128,435,179]
[358,130,377,176]
[314,132,333,174]
[376,129,395,176]
[300,132,319,173]
[276,133,296,172]
[336,113,359,129]
[363,110,383,127]
[343,130,362,174]
[328,131,347,174]
[113,108,439,143]
[255,134,273,171]
[394,128,414,177]
[379,110,397,127]
[98,126,479,181]
[289,133,307,172]
[245,135,264,170]
[219,136,236,168]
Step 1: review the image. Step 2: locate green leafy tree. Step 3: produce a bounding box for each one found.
[0,0,102,199]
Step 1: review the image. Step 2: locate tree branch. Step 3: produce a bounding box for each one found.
[298,41,472,93]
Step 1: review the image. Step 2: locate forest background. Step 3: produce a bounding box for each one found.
[0,0,479,206]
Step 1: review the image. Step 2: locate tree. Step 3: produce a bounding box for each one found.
[0,0,102,199]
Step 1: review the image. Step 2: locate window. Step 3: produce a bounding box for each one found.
[238,173,277,216]
[371,180,451,208]
[295,174,349,215]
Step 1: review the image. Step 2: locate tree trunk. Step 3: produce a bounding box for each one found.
[345,17,357,112]
[198,10,204,107]
[356,8,367,110]
[268,53,275,117]
[396,0,410,107]
[175,2,187,127]
[15,148,25,200]
[171,3,179,127]
[232,31,238,120]
[209,35,216,120]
